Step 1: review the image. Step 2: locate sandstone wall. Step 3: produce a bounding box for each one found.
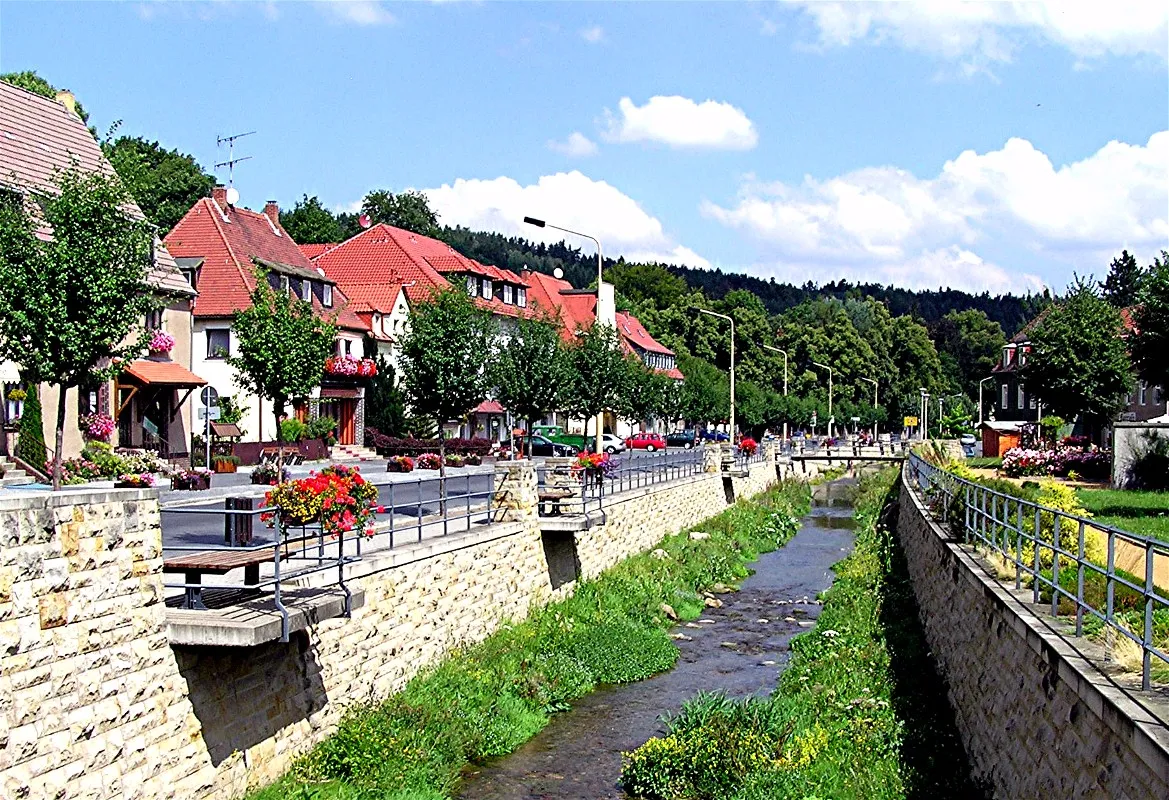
[0,454,803,800]
[897,473,1169,799]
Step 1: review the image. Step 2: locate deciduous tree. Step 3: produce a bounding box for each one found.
[280,194,345,245]
[492,312,572,453]
[564,323,628,443]
[102,136,215,234]
[1131,250,1169,390]
[362,189,440,238]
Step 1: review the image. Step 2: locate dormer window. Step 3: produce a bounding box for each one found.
[1002,347,1012,367]
[503,284,514,305]
[482,278,493,301]
[517,287,527,308]
[279,275,290,293]
[323,284,333,308]
[301,280,312,303]
[466,275,478,297]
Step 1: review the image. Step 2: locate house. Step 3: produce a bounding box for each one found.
[165,188,373,448]
[990,324,1042,425]
[0,81,204,465]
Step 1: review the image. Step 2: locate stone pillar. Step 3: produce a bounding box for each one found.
[764,440,778,463]
[719,442,734,471]
[702,442,720,473]
[492,460,538,522]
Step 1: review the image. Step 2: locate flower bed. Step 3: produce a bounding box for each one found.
[1001,446,1111,480]
[386,455,415,473]
[416,453,442,470]
[261,465,381,537]
[115,473,155,489]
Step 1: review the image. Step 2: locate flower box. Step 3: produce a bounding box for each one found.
[212,456,240,474]
[324,355,378,378]
[416,453,442,470]
[261,465,381,537]
[172,470,212,491]
[115,473,155,489]
[386,455,415,473]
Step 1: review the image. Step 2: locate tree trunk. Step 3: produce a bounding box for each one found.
[53,385,65,491]
[273,399,285,471]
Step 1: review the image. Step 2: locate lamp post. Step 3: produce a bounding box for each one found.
[812,361,833,438]
[524,216,605,455]
[919,387,929,440]
[978,376,994,427]
[861,377,878,439]
[762,345,789,443]
[697,308,735,442]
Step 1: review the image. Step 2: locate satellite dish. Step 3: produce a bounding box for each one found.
[553,267,564,279]
[358,214,371,229]
[225,186,240,206]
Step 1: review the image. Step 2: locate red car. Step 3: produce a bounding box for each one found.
[625,432,667,452]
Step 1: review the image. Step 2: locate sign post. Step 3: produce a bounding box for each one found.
[200,386,219,469]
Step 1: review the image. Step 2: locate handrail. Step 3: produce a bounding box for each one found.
[905,452,1168,690]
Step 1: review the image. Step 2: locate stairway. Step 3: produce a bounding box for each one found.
[0,457,34,488]
[329,443,380,462]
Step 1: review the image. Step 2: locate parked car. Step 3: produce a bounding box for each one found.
[960,433,978,457]
[501,435,579,457]
[666,429,698,449]
[700,429,730,442]
[625,432,667,452]
[600,433,626,455]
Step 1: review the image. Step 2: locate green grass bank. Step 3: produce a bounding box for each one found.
[247,479,814,800]
[1076,487,1169,543]
[621,468,982,800]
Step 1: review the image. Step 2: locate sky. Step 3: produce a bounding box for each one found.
[1,0,1166,295]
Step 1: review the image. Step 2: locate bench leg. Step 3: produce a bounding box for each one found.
[244,564,260,587]
[184,571,207,610]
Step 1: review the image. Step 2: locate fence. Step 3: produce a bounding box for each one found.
[906,453,1169,689]
[535,449,706,517]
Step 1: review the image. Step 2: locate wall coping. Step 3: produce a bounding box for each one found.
[900,468,1169,776]
[0,485,158,512]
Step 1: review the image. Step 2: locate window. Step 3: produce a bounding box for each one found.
[1019,347,1028,366]
[1001,383,1010,409]
[1018,384,1026,409]
[206,329,230,359]
[517,287,527,308]
[1029,395,1037,410]
[323,284,333,307]
[336,339,352,357]
[1140,381,1147,405]
[301,280,312,303]
[145,308,164,331]
[482,278,493,300]
[466,275,478,297]
[503,284,514,305]
[279,275,290,293]
[78,388,100,417]
[1002,347,1012,367]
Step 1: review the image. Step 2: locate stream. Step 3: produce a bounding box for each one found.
[458,477,860,800]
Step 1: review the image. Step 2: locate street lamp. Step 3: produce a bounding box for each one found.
[861,377,878,439]
[761,345,789,443]
[919,387,929,441]
[696,308,735,441]
[978,376,994,427]
[524,216,605,455]
[812,361,834,438]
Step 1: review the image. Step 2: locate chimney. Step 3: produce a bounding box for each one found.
[263,200,280,226]
[55,90,78,118]
[212,185,228,207]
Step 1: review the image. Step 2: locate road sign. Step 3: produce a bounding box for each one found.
[904,416,919,427]
[198,407,222,421]
[200,386,219,408]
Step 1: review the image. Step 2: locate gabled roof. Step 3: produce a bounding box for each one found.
[298,243,336,260]
[343,283,405,314]
[164,197,365,331]
[617,312,674,356]
[0,81,192,296]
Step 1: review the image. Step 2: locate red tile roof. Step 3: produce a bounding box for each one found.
[298,243,336,259]
[0,82,192,296]
[523,270,598,338]
[164,198,366,331]
[122,359,207,387]
[474,399,506,414]
[343,283,405,314]
[617,312,674,356]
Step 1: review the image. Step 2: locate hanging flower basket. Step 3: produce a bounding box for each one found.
[147,329,176,355]
[79,412,116,442]
[324,355,378,378]
[261,465,382,536]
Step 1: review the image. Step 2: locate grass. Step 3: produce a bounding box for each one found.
[621,468,984,800]
[1077,488,1169,543]
[963,457,1002,469]
[247,479,814,800]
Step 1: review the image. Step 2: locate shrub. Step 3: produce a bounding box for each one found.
[306,415,338,443]
[1125,431,1169,491]
[81,441,128,477]
[16,385,45,468]
[279,418,308,443]
[416,453,442,470]
[444,453,465,468]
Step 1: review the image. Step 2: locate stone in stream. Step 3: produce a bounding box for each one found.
[684,622,702,629]
[719,641,737,648]
[703,597,723,609]
[756,618,770,624]
[670,633,692,641]
[659,602,678,621]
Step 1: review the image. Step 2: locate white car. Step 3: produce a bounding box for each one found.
[601,433,626,454]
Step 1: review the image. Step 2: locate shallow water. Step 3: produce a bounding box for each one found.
[457,479,858,800]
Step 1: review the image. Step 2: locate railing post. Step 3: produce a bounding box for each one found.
[1144,542,1155,691]
[1076,521,1086,636]
[1033,506,1042,605]
[1051,515,1062,617]
[1015,500,1023,590]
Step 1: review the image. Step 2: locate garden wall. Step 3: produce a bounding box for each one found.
[0,451,811,800]
[896,471,1169,799]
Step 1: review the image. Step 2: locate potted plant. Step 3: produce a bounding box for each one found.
[251,462,290,485]
[444,453,465,468]
[739,437,758,457]
[261,465,381,536]
[115,472,155,489]
[147,329,176,358]
[464,453,482,466]
[212,454,240,474]
[573,452,617,486]
[387,455,415,473]
[172,468,212,491]
[79,411,116,443]
[416,453,442,470]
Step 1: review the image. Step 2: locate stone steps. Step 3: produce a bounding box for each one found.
[330,444,380,461]
[0,458,33,487]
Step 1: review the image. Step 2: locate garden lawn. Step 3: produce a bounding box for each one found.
[246,479,813,800]
[621,468,981,800]
[1077,488,1169,543]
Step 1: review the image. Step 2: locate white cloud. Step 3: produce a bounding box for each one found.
[547,132,599,158]
[318,0,395,26]
[603,95,759,150]
[423,171,710,269]
[704,131,1168,292]
[580,25,605,44]
[789,1,1168,70]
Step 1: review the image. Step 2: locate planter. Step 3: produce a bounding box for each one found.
[172,473,212,491]
[212,460,238,474]
[386,457,415,473]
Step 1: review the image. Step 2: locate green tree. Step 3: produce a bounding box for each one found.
[16,383,46,470]
[364,356,407,438]
[608,262,689,310]
[228,267,337,463]
[1024,279,1132,428]
[0,166,159,488]
[929,309,1005,400]
[280,194,344,244]
[1131,250,1169,389]
[0,70,89,123]
[677,353,729,426]
[565,323,628,442]
[102,136,215,233]
[888,314,949,428]
[493,312,572,452]
[362,189,440,237]
[1101,250,1146,308]
[399,288,497,479]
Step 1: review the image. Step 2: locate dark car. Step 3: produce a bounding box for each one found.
[700,429,730,442]
[666,429,697,449]
[502,435,579,457]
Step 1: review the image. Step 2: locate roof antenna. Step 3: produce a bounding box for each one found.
[215,131,255,205]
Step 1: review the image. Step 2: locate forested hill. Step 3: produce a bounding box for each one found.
[438,225,1048,336]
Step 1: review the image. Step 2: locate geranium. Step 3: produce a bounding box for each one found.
[739,437,758,456]
[147,329,176,353]
[324,355,378,378]
[79,412,115,442]
[387,455,415,472]
[261,465,381,538]
[116,472,155,488]
[416,453,443,470]
[572,452,618,479]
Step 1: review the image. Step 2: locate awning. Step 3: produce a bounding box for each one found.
[320,387,360,399]
[121,360,207,387]
[0,360,19,384]
[474,400,505,414]
[210,422,243,438]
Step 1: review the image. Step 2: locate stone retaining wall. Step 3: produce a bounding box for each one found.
[897,473,1169,799]
[0,450,824,800]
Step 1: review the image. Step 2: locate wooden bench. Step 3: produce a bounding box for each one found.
[164,547,286,610]
[259,448,303,466]
[538,488,577,516]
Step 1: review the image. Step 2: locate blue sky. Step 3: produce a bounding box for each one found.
[2,1,1166,294]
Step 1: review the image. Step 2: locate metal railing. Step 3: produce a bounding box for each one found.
[534,450,706,518]
[906,453,1169,689]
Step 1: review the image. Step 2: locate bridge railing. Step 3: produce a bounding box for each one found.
[906,453,1169,690]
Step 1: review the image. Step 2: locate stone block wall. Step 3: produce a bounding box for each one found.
[897,474,1169,799]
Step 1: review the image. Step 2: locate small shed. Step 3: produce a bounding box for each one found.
[980,421,1022,458]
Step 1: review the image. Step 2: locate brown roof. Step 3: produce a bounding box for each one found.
[0,81,193,296]
[122,359,207,387]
